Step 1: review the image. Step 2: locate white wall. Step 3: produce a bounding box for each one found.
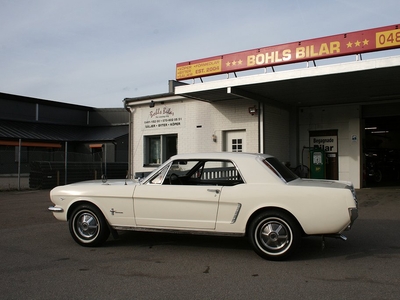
[298,104,361,188]
[129,98,259,175]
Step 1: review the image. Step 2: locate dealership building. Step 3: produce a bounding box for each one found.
[124,24,400,189]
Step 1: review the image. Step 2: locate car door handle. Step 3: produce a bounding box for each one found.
[207,189,220,194]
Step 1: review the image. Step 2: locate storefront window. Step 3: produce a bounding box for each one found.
[149,136,161,164]
[144,134,177,166]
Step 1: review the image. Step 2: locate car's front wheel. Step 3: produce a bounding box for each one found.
[248,211,301,260]
[69,204,110,247]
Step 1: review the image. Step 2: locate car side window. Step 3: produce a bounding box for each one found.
[200,161,243,185]
[164,160,200,185]
[164,159,243,186]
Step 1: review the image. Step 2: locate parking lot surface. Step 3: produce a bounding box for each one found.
[0,188,399,299]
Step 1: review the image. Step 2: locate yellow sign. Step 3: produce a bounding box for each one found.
[376,29,400,48]
[176,59,221,80]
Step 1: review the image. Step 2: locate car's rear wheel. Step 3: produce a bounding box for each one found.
[69,204,110,247]
[248,211,301,260]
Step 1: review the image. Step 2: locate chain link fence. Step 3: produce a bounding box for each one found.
[0,149,127,191]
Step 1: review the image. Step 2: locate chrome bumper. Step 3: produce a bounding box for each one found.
[48,206,64,213]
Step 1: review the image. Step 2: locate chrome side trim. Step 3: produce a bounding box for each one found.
[231,203,242,224]
[48,206,64,213]
[112,226,245,237]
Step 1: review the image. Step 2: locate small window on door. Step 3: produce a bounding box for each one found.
[232,139,243,152]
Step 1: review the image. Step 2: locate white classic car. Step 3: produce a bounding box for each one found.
[49,152,358,260]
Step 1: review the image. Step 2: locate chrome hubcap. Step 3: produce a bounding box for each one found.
[76,212,99,239]
[258,219,291,252]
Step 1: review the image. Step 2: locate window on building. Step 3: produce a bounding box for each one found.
[144,134,177,166]
[231,138,243,152]
[90,144,103,162]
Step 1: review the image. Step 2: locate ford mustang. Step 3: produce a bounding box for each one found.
[48,152,358,260]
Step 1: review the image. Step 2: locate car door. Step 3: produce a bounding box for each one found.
[133,160,221,229]
[133,184,221,229]
[134,159,243,230]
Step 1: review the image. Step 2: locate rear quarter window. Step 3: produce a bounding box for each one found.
[263,157,298,183]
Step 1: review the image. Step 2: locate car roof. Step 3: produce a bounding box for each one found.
[169,152,273,161]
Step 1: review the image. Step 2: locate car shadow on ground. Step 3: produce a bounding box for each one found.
[101,221,398,262]
[108,231,252,251]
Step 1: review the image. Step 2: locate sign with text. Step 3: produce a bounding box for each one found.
[309,136,337,153]
[176,24,400,80]
[142,105,184,130]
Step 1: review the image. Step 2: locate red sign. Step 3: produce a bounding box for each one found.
[176,24,400,81]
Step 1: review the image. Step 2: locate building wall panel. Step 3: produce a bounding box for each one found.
[130,98,259,175]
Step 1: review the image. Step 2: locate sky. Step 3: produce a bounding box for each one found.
[1,0,400,108]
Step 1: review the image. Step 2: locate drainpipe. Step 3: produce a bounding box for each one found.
[124,99,135,179]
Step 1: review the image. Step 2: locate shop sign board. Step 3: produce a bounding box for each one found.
[309,136,337,153]
[142,105,184,130]
[176,24,400,80]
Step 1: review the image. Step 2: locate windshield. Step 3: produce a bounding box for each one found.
[263,157,299,183]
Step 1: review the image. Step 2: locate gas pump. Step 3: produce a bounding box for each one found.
[309,148,326,179]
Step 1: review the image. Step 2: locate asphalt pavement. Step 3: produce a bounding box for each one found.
[0,187,399,299]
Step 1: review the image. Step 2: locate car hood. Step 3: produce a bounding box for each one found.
[287,178,353,189]
[61,179,139,187]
